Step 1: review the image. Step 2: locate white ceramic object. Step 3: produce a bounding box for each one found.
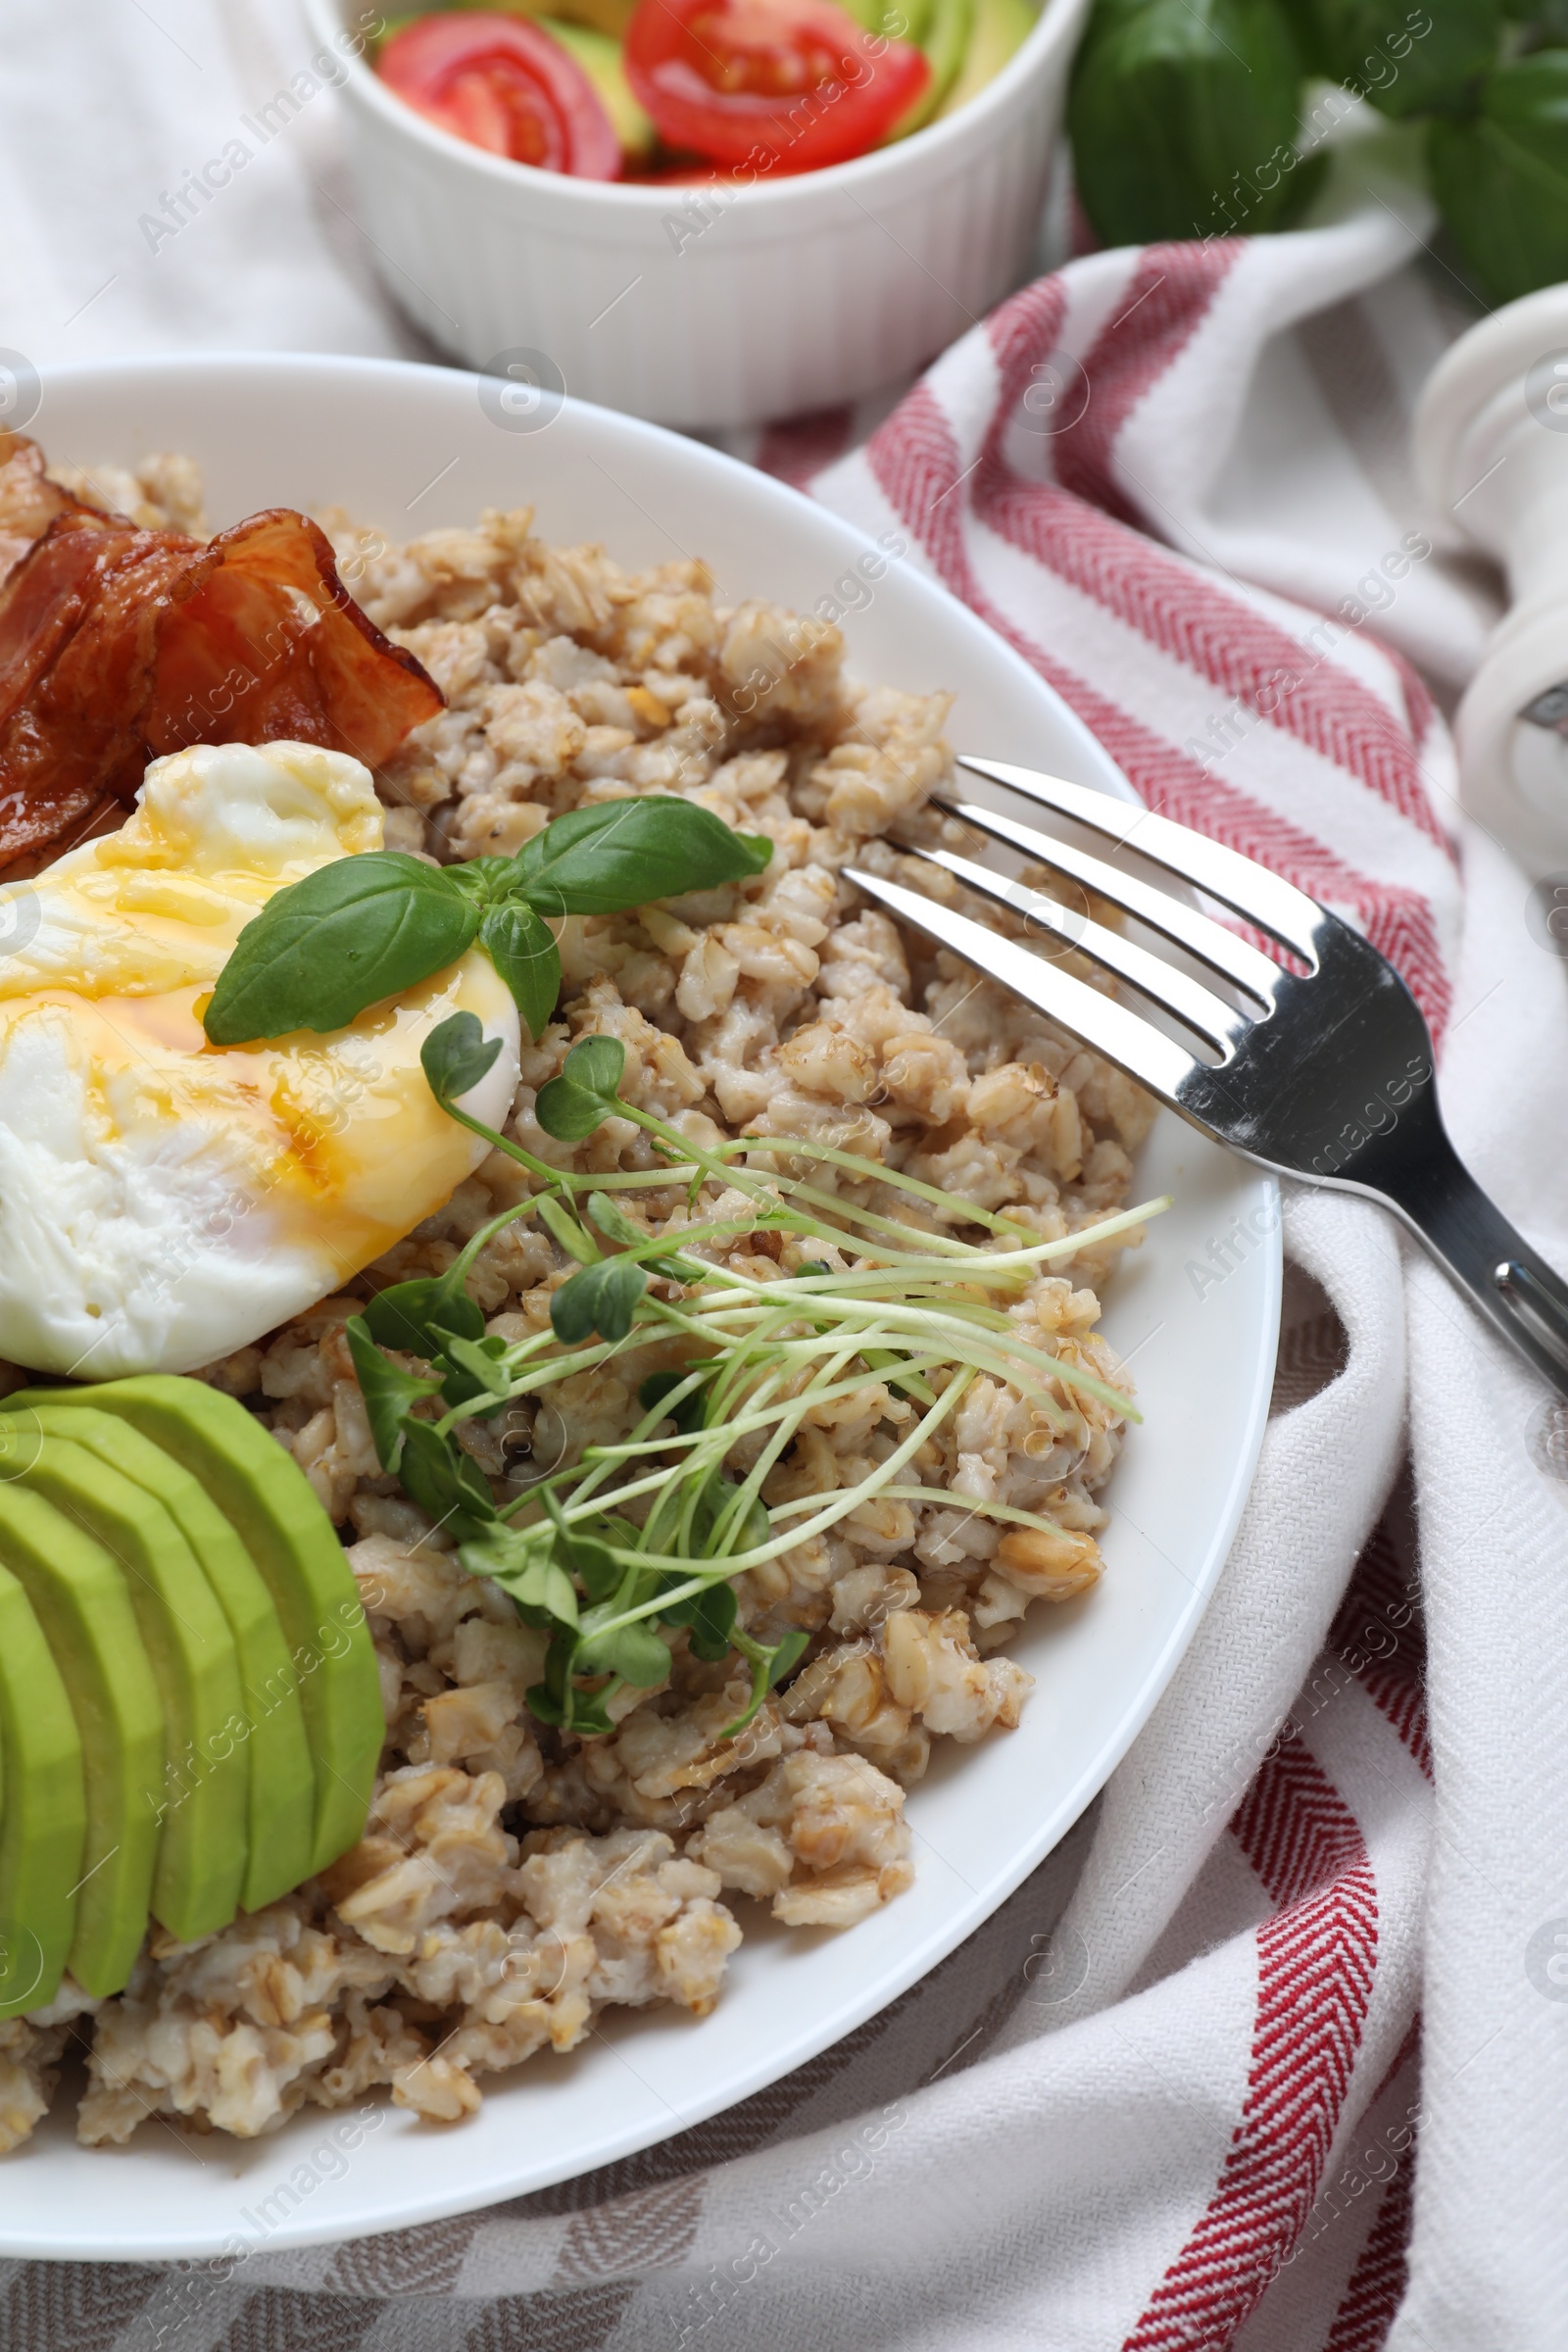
[303,0,1088,428]
[4,354,1279,2259]
[1415,283,1568,880]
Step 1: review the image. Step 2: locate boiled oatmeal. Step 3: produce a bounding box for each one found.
[1,461,1154,2151]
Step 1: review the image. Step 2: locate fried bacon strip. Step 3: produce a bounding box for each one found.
[0,431,109,579]
[0,431,443,872]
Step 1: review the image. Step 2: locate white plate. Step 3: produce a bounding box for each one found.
[5,356,1279,2260]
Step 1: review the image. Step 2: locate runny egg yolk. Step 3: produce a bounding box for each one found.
[0,741,520,1379]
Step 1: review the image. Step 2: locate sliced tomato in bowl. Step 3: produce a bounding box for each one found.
[378,12,624,177]
[623,0,929,171]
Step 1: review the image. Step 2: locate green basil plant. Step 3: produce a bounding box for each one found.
[1429,50,1568,304]
[204,797,771,1048]
[1280,0,1499,120]
[1065,0,1568,314]
[1068,0,1315,244]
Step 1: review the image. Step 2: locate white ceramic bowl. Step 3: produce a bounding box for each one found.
[304,0,1089,427]
[3,354,1279,2258]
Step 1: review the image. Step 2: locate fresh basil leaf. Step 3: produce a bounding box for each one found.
[204,854,478,1046]
[1430,54,1568,304]
[422,1010,504,1104]
[535,1034,627,1140]
[551,1256,648,1346]
[1068,0,1318,247]
[479,901,562,1041]
[514,798,771,918]
[363,1270,485,1356]
[574,1610,671,1687]
[1283,0,1500,121]
[344,1316,442,1473]
[447,857,519,908]
[396,1416,497,1534]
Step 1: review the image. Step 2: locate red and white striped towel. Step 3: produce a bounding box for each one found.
[747,219,1568,2352]
[10,56,1568,2338]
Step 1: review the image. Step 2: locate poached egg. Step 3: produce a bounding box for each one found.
[0,741,520,1378]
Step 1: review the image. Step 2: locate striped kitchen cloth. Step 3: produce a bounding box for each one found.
[15,218,1568,2352]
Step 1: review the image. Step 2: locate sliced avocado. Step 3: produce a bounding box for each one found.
[538,19,656,163]
[24,1405,315,1917]
[13,1379,382,1877]
[887,0,975,134]
[0,1481,163,1997]
[0,1563,85,2018]
[7,1435,247,1945]
[934,0,1034,118]
[842,0,936,39]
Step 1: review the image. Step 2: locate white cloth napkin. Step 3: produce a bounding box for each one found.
[4,7,1568,2346]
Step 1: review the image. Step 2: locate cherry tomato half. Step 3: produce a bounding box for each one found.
[378,14,622,179]
[623,0,930,172]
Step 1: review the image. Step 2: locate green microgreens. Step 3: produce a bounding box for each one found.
[203,798,772,1047]
[344,1018,1168,1741]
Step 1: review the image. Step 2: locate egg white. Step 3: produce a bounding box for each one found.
[0,742,520,1379]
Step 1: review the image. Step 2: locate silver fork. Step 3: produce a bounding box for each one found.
[845,754,1568,1402]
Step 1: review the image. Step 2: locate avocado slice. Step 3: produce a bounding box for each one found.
[13,1379,383,1877]
[23,1405,316,1917]
[841,0,936,39]
[0,1483,163,1997]
[538,18,656,163]
[889,0,975,133]
[0,1563,85,2019]
[934,0,1034,118]
[6,1435,248,1944]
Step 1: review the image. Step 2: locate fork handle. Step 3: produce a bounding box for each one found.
[1363,1107,1568,1400]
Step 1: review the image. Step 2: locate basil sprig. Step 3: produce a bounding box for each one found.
[203,798,771,1047]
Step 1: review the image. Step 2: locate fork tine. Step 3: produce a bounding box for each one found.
[934,795,1285,1006]
[843,866,1200,1109]
[956,755,1326,963]
[902,841,1245,1056]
